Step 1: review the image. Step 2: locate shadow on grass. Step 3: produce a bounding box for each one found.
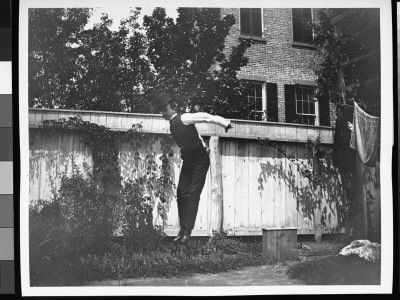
[286,255,380,285]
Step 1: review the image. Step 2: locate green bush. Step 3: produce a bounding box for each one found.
[120,178,167,252]
[30,200,63,260]
[286,255,381,285]
[30,119,180,286]
[54,163,118,256]
[29,162,167,285]
[29,198,90,286]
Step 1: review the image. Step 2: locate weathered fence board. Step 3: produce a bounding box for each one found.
[275,148,285,228]
[248,141,262,229]
[29,108,342,236]
[235,140,249,229]
[30,108,334,142]
[260,144,275,228]
[285,144,298,228]
[221,139,236,231]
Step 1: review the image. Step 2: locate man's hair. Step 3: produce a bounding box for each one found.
[168,98,178,111]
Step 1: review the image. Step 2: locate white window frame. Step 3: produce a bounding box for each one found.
[311,9,315,40]
[295,85,319,125]
[262,82,267,120]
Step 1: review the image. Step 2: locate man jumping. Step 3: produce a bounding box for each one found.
[154,91,233,244]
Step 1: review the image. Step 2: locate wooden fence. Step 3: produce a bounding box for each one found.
[29,108,343,236]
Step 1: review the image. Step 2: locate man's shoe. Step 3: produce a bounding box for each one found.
[172,228,185,244]
[179,229,192,244]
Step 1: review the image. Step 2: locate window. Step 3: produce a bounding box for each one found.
[239,79,278,122]
[292,8,313,44]
[244,82,264,121]
[285,84,322,125]
[240,8,262,37]
[295,86,316,125]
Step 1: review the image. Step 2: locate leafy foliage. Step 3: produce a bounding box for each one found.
[29,7,253,116]
[312,8,380,116]
[30,199,66,261]
[29,8,153,112]
[42,116,121,189]
[52,162,116,256]
[120,179,167,252]
[28,8,92,109]
[312,9,381,241]
[30,116,179,285]
[32,117,173,252]
[29,162,118,286]
[75,11,153,112]
[143,7,253,116]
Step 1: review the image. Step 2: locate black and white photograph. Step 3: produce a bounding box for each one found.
[397,2,400,292]
[19,0,393,296]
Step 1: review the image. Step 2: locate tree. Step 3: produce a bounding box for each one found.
[143,7,253,116]
[29,8,92,108]
[312,8,380,117]
[29,7,252,116]
[29,8,153,112]
[311,8,381,240]
[71,11,153,112]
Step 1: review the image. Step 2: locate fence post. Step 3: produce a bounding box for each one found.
[209,135,223,233]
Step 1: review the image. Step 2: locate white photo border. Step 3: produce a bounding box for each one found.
[19,0,393,296]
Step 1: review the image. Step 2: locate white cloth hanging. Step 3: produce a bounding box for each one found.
[349,102,380,165]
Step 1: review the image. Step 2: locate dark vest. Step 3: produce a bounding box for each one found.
[169,114,201,150]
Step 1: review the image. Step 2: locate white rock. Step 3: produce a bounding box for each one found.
[339,240,381,262]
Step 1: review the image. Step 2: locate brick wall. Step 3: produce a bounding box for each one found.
[221,8,336,127]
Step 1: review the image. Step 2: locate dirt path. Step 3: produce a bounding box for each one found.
[85,262,304,286]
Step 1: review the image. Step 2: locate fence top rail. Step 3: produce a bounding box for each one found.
[29,108,334,144]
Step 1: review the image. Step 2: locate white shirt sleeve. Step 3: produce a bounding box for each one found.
[181,112,231,128]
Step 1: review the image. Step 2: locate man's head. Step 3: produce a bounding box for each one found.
[153,91,177,120]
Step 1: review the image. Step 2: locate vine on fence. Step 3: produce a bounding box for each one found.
[34,115,176,254]
[258,135,348,230]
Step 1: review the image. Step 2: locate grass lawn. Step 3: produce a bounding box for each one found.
[30,234,272,286]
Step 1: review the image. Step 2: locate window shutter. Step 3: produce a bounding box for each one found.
[318,93,331,126]
[266,82,278,122]
[284,84,296,123]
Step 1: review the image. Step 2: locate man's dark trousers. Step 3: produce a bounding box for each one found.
[177,145,210,231]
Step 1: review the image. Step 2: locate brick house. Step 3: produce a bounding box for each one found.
[221,8,336,127]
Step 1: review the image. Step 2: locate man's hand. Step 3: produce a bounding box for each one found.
[348,122,353,131]
[225,122,233,133]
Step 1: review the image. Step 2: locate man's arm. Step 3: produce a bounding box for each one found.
[181,112,233,132]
